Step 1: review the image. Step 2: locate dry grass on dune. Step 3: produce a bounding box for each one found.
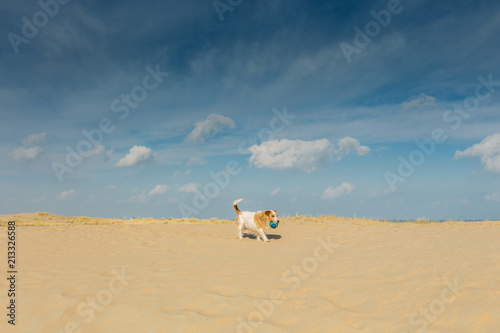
[0,212,233,227]
[0,212,497,227]
[0,213,384,227]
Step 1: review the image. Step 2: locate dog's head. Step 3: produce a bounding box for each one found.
[254,210,280,229]
[264,210,279,226]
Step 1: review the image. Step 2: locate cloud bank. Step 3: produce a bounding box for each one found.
[248,137,369,172]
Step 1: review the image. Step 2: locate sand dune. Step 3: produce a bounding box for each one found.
[1,214,499,332]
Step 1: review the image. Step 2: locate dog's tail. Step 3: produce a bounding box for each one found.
[233,198,243,214]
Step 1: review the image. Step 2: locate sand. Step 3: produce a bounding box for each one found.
[1,214,500,332]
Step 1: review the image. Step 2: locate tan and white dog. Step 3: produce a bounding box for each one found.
[233,198,279,242]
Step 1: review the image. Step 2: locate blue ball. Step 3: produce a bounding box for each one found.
[270,220,278,229]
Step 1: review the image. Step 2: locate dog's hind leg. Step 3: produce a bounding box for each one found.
[236,219,244,239]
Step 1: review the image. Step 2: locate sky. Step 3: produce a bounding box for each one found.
[1,0,500,220]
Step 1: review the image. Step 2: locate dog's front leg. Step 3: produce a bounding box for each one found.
[257,228,269,242]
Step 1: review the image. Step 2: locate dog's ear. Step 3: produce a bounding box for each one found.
[261,211,273,223]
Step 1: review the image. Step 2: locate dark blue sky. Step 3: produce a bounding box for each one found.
[1,0,500,219]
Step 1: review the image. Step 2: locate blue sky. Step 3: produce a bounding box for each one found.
[1,0,500,220]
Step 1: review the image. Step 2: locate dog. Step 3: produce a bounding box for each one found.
[233,198,279,242]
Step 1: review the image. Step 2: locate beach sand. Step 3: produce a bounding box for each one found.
[1,214,499,332]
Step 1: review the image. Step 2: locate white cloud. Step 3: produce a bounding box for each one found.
[249,137,369,172]
[454,133,500,174]
[336,137,370,159]
[431,201,441,207]
[31,195,47,203]
[185,114,235,143]
[321,182,354,200]
[485,193,500,202]
[115,146,153,167]
[8,146,43,161]
[148,184,169,196]
[270,188,281,196]
[401,93,436,109]
[87,144,105,157]
[368,186,393,198]
[59,189,76,200]
[187,157,207,166]
[249,138,333,172]
[178,183,199,193]
[123,191,147,203]
[23,132,46,146]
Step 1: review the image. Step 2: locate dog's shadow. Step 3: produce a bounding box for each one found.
[243,233,282,240]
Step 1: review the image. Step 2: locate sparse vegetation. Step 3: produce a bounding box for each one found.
[0,213,497,227]
[0,212,234,226]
